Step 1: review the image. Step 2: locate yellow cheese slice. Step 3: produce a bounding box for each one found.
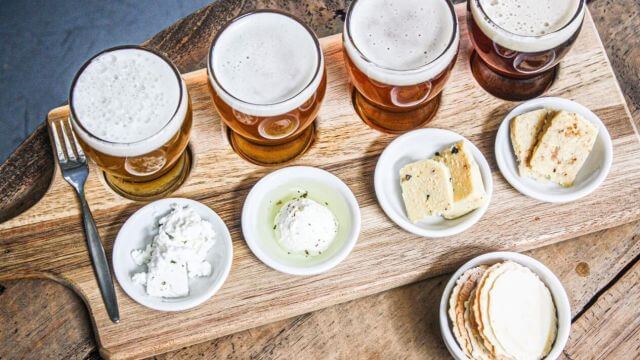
[433,141,486,219]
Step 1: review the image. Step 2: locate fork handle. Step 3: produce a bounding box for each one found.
[77,192,120,323]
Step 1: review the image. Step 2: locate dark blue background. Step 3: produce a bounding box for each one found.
[0,0,211,162]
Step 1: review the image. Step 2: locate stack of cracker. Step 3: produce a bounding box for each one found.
[511,109,598,187]
[448,261,557,360]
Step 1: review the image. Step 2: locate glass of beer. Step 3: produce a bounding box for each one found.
[343,0,460,134]
[207,10,326,166]
[69,46,192,200]
[468,0,586,101]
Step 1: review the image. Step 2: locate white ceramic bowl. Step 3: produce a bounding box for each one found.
[242,166,361,276]
[495,97,613,203]
[439,252,571,360]
[112,198,233,312]
[374,128,493,238]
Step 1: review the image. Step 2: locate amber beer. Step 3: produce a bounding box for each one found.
[207,10,326,166]
[468,0,586,101]
[69,46,192,200]
[343,0,459,134]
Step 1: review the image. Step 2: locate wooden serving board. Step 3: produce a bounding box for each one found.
[1,5,639,359]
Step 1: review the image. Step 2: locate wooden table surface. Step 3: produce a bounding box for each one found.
[1,0,639,359]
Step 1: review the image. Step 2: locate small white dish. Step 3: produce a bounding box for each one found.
[439,251,571,360]
[112,198,233,312]
[495,97,613,203]
[242,166,361,276]
[374,128,493,238]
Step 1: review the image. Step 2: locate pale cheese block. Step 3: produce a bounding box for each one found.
[529,111,599,187]
[488,264,557,359]
[399,159,454,222]
[448,266,488,357]
[510,109,554,178]
[433,141,486,219]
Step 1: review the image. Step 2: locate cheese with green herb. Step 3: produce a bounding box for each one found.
[434,141,486,219]
[400,159,454,222]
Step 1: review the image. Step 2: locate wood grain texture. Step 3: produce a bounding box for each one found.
[1,5,639,359]
[562,253,640,359]
[159,221,640,359]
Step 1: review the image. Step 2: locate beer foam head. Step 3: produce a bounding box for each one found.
[471,0,584,52]
[209,12,324,117]
[71,48,188,157]
[344,0,459,86]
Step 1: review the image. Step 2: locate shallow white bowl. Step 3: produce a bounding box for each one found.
[495,97,613,203]
[242,166,361,276]
[439,252,571,360]
[112,198,233,312]
[374,128,493,238]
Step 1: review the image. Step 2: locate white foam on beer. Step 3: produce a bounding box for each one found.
[71,48,188,157]
[209,12,324,117]
[344,0,459,86]
[471,0,584,52]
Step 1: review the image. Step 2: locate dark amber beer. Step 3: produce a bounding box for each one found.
[343,0,459,134]
[207,10,326,166]
[69,46,192,200]
[468,0,585,101]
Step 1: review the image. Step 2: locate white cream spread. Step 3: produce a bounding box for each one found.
[274,198,338,256]
[131,204,216,298]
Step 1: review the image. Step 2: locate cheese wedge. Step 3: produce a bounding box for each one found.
[510,109,554,178]
[488,264,557,359]
[434,141,486,219]
[399,159,454,222]
[448,266,488,357]
[529,111,598,187]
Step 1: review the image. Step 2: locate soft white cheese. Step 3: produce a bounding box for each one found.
[131,203,216,298]
[274,198,338,256]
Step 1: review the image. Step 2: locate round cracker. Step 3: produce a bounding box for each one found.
[448,266,488,356]
[464,287,493,360]
[487,263,557,359]
[474,261,519,358]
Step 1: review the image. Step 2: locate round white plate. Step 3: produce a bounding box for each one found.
[374,128,493,238]
[439,252,571,360]
[112,198,233,312]
[242,166,361,276]
[495,97,613,203]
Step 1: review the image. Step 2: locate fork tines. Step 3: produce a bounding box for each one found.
[51,119,86,165]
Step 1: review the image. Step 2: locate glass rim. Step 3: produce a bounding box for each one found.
[207,9,324,109]
[68,45,185,147]
[473,0,586,41]
[344,0,459,74]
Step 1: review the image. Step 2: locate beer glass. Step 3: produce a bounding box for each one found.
[343,0,460,134]
[69,46,192,200]
[207,10,326,166]
[468,0,586,101]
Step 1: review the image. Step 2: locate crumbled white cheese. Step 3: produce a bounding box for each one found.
[131,203,216,298]
[274,198,338,256]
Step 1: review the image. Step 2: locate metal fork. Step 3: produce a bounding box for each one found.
[50,119,120,323]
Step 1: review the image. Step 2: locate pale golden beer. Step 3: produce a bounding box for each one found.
[343,0,459,134]
[207,10,326,166]
[69,46,192,200]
